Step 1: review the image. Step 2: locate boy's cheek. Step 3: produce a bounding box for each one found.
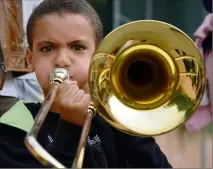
[36,73,51,93]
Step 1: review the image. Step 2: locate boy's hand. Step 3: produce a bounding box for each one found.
[54,80,90,126]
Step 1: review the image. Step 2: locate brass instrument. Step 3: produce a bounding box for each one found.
[24,20,206,168]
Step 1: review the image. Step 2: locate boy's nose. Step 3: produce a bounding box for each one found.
[54,52,71,68]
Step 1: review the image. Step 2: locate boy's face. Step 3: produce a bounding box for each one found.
[26,14,96,95]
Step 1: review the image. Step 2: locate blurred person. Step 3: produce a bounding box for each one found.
[185,0,212,133]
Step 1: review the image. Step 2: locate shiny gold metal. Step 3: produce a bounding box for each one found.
[89,20,205,136]
[72,103,96,168]
[50,68,70,84]
[24,20,206,168]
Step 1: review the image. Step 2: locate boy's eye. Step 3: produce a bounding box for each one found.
[40,46,55,52]
[71,45,85,51]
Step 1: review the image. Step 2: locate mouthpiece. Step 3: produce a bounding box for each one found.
[50,68,70,84]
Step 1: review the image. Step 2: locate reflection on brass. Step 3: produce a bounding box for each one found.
[24,20,206,168]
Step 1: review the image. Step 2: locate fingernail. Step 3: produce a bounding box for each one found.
[71,81,78,85]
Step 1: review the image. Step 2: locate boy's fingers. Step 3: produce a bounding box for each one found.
[70,81,78,85]
[72,89,85,102]
[77,94,90,109]
[59,80,78,93]
[68,85,79,98]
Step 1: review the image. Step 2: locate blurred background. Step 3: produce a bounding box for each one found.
[88,0,207,38]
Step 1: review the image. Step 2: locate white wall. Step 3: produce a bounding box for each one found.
[22,0,43,46]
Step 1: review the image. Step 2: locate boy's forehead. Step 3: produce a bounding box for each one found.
[32,14,95,44]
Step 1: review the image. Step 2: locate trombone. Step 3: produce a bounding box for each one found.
[24,20,206,168]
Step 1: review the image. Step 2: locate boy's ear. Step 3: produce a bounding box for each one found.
[26,47,35,72]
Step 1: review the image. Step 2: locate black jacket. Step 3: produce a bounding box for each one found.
[0,102,172,168]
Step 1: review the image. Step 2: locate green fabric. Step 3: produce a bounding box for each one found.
[0,101,34,132]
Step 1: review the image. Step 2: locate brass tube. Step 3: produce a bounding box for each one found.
[24,81,65,168]
[25,68,96,168]
[25,68,70,168]
[72,108,94,168]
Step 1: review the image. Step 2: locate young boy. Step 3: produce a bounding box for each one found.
[0,0,172,168]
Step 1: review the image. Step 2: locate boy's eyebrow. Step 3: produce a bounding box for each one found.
[36,39,90,46]
[69,39,90,45]
[37,41,53,46]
